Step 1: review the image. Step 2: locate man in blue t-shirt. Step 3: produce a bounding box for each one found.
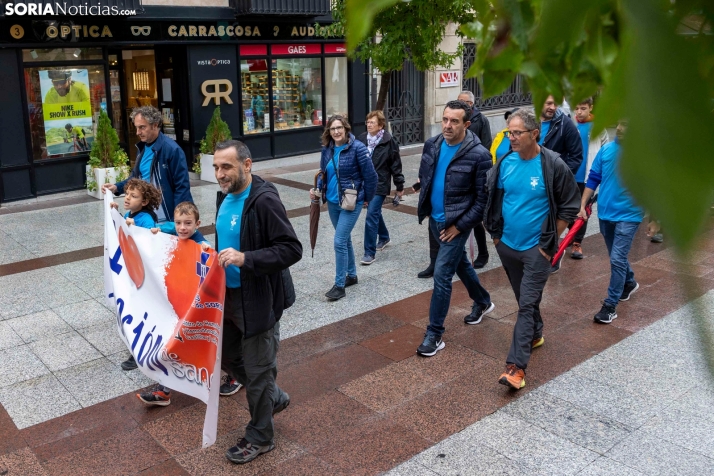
[415,100,494,357]
[213,140,302,465]
[579,120,643,325]
[483,108,580,390]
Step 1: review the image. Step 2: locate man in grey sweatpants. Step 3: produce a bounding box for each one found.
[484,108,579,390]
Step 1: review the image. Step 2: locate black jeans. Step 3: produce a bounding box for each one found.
[496,242,551,370]
[222,288,288,446]
[573,182,588,244]
[473,222,489,259]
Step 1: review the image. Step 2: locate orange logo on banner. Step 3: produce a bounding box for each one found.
[163,240,225,387]
[118,228,145,288]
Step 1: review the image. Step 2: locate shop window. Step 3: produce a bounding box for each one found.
[325,57,349,119]
[23,48,103,62]
[24,66,106,161]
[123,50,158,157]
[272,57,322,131]
[109,70,125,143]
[241,59,270,134]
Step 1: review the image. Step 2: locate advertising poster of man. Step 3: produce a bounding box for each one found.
[39,69,94,154]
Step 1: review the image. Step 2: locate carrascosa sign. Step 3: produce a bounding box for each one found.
[103,194,225,447]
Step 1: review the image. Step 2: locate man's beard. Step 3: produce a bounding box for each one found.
[224,168,248,194]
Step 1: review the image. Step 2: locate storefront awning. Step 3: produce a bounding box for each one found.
[232,0,330,16]
[0,0,143,17]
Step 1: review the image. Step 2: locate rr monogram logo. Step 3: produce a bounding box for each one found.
[130,26,151,36]
[201,79,233,106]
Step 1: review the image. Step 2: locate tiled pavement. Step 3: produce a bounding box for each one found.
[0,151,713,474]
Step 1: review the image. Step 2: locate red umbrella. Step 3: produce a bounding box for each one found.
[551,194,598,266]
[309,171,324,258]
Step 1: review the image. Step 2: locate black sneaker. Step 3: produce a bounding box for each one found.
[417,263,435,278]
[416,333,445,357]
[620,281,639,301]
[121,356,137,371]
[594,304,618,324]
[325,285,346,301]
[273,392,290,416]
[376,239,391,251]
[345,275,358,287]
[472,254,489,269]
[219,375,242,396]
[226,438,275,465]
[550,254,564,274]
[464,302,496,325]
[137,385,171,406]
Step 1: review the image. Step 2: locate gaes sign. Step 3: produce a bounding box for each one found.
[439,71,460,88]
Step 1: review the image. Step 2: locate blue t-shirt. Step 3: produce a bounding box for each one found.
[575,121,592,183]
[539,120,551,146]
[586,141,643,223]
[216,185,252,288]
[124,210,156,229]
[497,152,550,251]
[495,134,511,162]
[430,141,461,222]
[139,145,155,182]
[326,144,347,204]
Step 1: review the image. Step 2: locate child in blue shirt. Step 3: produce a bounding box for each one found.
[135,201,242,405]
[151,201,209,245]
[109,178,161,229]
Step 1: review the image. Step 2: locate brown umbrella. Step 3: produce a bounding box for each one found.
[310,171,324,257]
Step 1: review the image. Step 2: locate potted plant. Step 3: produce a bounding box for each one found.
[86,110,129,199]
[199,107,232,183]
[189,153,201,180]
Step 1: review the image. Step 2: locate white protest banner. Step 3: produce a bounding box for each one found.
[103,193,224,447]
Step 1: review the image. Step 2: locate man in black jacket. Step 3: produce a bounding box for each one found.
[458,90,493,268]
[540,96,584,273]
[484,108,580,390]
[213,140,302,464]
[416,100,494,357]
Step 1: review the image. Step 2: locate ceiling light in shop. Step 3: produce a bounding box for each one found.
[133,71,150,91]
[73,48,81,58]
[30,50,38,59]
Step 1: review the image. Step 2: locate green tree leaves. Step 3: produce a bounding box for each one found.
[344,0,714,250]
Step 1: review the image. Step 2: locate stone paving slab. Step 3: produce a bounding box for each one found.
[388,290,714,476]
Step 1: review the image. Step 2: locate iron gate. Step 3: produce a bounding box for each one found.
[385,61,424,145]
[462,43,532,110]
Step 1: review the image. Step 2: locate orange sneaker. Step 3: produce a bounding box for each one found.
[532,336,544,349]
[498,364,526,390]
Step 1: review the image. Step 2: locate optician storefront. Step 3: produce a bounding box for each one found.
[0,3,367,202]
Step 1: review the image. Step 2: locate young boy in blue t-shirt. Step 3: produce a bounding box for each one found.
[109,178,161,229]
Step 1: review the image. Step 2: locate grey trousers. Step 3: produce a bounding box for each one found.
[496,242,551,370]
[222,288,288,446]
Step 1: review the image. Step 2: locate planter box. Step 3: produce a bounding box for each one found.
[200,153,217,183]
[86,166,118,200]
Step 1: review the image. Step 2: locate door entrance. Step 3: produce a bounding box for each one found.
[386,61,424,146]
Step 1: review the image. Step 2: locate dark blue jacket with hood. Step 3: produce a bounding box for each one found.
[541,109,583,176]
[115,131,193,221]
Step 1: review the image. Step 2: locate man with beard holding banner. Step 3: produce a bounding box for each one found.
[212,140,302,464]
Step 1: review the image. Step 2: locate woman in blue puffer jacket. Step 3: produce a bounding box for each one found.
[310,115,377,301]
